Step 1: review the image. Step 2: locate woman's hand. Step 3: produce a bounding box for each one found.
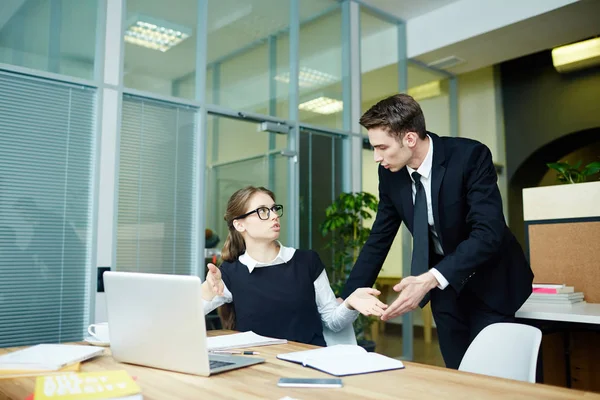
[206,263,224,297]
[345,288,388,317]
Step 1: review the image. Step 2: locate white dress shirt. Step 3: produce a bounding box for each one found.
[202,242,359,332]
[406,135,450,290]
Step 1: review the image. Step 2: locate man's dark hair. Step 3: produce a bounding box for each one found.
[360,93,426,140]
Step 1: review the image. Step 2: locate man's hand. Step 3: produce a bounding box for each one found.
[380,272,438,321]
[346,288,388,317]
[205,263,224,297]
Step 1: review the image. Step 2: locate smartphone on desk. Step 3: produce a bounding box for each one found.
[277,378,343,388]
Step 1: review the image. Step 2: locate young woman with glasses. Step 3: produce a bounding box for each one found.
[201,186,388,346]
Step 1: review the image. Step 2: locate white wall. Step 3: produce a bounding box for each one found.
[361,149,404,279]
[457,66,508,218]
[420,93,451,136]
[406,0,579,57]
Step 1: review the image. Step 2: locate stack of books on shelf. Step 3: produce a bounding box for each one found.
[525,284,585,306]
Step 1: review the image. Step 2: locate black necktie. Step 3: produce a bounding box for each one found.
[411,171,431,307]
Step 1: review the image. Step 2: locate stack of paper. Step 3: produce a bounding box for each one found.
[0,344,104,372]
[277,344,405,376]
[0,362,80,380]
[532,284,575,294]
[527,284,584,306]
[207,331,287,351]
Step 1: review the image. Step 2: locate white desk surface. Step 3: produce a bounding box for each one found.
[516,302,600,324]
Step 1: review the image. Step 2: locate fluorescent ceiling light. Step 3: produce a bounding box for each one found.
[408,80,442,101]
[275,67,338,88]
[124,14,191,52]
[299,96,343,115]
[552,37,600,73]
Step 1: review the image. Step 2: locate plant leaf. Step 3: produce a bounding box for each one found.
[582,161,600,176]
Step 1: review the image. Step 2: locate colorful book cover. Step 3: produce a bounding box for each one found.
[34,370,141,400]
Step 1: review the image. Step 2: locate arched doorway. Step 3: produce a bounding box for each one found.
[509,127,600,247]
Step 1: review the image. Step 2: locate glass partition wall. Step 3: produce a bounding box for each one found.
[0,0,459,359]
[205,113,291,250]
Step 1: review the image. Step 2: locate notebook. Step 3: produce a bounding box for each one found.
[0,344,104,371]
[206,331,287,351]
[277,344,405,376]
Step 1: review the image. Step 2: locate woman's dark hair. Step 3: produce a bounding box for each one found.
[218,186,276,329]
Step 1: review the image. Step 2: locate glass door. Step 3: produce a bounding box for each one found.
[298,127,346,266]
[205,114,293,251]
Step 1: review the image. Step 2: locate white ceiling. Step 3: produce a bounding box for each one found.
[361,0,461,20]
[413,0,600,74]
[2,0,599,98]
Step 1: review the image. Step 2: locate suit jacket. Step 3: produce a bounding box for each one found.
[342,132,533,315]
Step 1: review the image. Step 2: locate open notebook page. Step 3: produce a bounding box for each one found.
[304,353,405,376]
[207,331,287,351]
[277,345,404,376]
[277,344,365,364]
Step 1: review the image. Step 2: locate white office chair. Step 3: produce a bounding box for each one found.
[322,324,357,346]
[459,322,542,383]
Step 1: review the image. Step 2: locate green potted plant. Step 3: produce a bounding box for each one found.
[547,160,600,184]
[320,191,379,351]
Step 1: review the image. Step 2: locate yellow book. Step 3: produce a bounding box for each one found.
[34,370,142,400]
[0,363,80,380]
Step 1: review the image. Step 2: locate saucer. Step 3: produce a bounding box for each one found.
[84,336,110,347]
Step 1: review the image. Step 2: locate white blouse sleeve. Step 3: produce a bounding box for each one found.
[314,270,359,332]
[202,282,234,315]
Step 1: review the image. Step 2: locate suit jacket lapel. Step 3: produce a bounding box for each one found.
[430,133,446,250]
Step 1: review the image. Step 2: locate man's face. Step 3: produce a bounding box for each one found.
[368,127,412,172]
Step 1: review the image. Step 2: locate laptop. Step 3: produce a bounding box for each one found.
[103,271,265,376]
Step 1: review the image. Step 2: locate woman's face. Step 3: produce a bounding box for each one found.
[233,191,281,242]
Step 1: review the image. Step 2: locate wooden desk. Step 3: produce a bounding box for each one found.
[0,331,597,400]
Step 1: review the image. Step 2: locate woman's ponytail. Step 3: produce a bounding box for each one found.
[217,186,276,330]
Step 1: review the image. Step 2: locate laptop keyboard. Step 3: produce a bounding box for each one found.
[210,360,235,370]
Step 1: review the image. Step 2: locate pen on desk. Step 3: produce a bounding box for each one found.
[210,350,260,355]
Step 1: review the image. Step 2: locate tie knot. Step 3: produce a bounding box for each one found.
[412,171,422,184]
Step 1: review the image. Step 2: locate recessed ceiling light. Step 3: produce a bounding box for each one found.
[408,80,442,101]
[275,67,338,88]
[552,37,600,73]
[299,96,343,115]
[124,14,192,52]
[426,55,465,70]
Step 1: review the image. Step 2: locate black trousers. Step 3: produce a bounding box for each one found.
[430,285,515,369]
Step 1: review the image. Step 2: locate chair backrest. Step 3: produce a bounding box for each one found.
[322,324,357,346]
[459,322,542,383]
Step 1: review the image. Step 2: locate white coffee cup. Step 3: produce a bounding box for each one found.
[88,322,110,343]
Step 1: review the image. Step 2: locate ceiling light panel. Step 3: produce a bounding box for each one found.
[275,67,339,88]
[552,37,600,73]
[408,80,442,101]
[124,14,192,52]
[298,96,343,115]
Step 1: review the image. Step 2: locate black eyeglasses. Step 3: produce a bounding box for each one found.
[234,204,284,221]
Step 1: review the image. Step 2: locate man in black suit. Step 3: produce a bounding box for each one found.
[341,94,533,369]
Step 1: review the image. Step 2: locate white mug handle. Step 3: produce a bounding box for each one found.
[88,324,99,339]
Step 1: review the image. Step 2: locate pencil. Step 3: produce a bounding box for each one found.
[210,350,260,355]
